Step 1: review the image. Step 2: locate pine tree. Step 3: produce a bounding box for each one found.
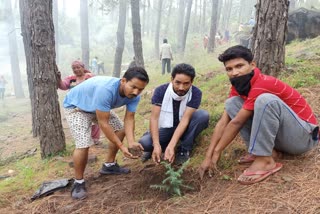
[150,160,193,196]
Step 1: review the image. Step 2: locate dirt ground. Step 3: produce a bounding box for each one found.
[0,86,320,214]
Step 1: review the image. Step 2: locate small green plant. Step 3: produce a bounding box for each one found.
[150,160,193,196]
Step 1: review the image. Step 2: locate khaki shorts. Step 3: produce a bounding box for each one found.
[64,108,123,148]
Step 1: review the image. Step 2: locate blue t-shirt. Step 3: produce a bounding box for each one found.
[63,76,140,113]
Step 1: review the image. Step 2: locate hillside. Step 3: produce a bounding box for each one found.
[0,38,320,213]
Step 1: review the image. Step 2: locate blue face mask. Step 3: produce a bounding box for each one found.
[230,71,254,96]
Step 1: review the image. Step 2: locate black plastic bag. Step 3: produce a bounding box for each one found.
[31,178,72,201]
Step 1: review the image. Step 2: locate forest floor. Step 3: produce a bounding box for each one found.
[0,85,319,214]
[1,39,320,213]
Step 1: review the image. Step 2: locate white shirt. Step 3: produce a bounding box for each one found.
[160,43,173,60]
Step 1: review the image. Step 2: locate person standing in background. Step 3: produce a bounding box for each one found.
[0,75,7,100]
[91,57,98,75]
[160,39,173,75]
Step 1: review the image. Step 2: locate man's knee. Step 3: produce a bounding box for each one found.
[138,133,153,152]
[193,110,209,126]
[225,96,244,116]
[254,93,280,110]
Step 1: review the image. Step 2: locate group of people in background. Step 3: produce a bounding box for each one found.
[90,56,105,75]
[202,29,230,50]
[57,42,319,200]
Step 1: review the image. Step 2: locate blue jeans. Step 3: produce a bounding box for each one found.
[139,110,209,152]
[225,94,318,156]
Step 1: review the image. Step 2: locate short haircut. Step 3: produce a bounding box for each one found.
[123,66,149,83]
[218,45,253,64]
[163,38,168,43]
[171,63,196,81]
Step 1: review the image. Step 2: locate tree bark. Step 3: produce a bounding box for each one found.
[199,0,202,32]
[193,0,198,32]
[113,0,127,77]
[177,0,185,50]
[164,0,173,36]
[19,0,66,158]
[142,0,146,37]
[53,0,59,63]
[181,0,193,53]
[146,0,151,37]
[207,0,219,53]
[80,0,90,67]
[154,0,163,57]
[131,0,144,67]
[5,0,25,98]
[251,0,289,77]
[201,0,206,34]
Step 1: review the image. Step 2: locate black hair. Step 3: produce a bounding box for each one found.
[171,63,196,81]
[123,66,149,83]
[218,45,253,64]
[163,38,168,43]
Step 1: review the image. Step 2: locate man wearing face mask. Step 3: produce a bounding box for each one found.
[139,63,209,165]
[199,45,319,185]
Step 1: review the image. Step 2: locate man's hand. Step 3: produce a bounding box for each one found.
[198,158,215,180]
[128,142,144,157]
[119,145,138,159]
[164,145,175,163]
[198,151,221,180]
[152,144,162,164]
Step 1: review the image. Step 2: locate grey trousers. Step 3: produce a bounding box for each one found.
[225,94,318,156]
[162,58,171,75]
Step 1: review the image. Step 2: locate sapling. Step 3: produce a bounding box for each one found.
[150,160,193,196]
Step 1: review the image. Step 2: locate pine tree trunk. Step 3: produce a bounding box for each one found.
[53,0,59,63]
[155,0,163,57]
[146,0,151,37]
[113,0,127,77]
[19,0,66,158]
[5,0,25,98]
[207,0,219,53]
[142,0,146,37]
[181,0,193,53]
[131,0,144,67]
[193,0,198,32]
[199,0,202,32]
[201,0,206,34]
[251,0,289,77]
[164,0,173,36]
[177,0,185,50]
[80,0,89,67]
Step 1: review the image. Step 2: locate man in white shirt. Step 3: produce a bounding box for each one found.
[160,39,173,75]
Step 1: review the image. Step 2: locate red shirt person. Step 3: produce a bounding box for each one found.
[199,45,319,185]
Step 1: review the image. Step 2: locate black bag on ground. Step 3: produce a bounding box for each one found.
[31,178,72,201]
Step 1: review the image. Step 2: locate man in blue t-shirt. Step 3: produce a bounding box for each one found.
[63,67,149,199]
[139,63,209,165]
